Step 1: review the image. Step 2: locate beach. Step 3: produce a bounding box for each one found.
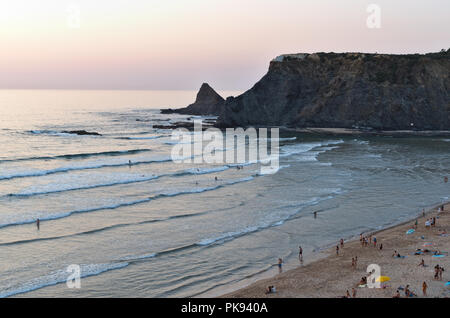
[1,93,449,297]
[224,203,450,298]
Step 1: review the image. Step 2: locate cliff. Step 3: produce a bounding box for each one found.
[213,50,449,130]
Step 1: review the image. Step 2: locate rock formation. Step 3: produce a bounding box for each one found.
[169,50,449,131]
[216,50,449,130]
[161,83,225,115]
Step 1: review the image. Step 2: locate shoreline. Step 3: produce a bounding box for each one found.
[220,201,450,298]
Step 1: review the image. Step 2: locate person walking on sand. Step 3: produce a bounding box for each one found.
[346,290,351,298]
[373,236,377,247]
[336,245,339,255]
[422,281,427,296]
[36,218,40,230]
[340,238,344,248]
[352,288,356,298]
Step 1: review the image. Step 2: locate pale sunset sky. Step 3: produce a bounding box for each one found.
[0,0,448,90]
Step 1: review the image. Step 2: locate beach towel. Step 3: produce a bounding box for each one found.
[406,229,415,234]
[432,255,445,258]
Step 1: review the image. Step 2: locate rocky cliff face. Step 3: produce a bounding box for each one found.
[216,51,449,130]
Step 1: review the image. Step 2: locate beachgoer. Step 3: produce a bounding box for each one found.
[299,246,303,263]
[360,276,367,285]
[405,285,410,297]
[393,290,401,298]
[340,238,344,248]
[373,236,377,247]
[379,243,383,250]
[418,259,425,267]
[36,218,40,230]
[215,176,218,181]
[277,258,283,273]
[352,288,356,298]
[346,290,350,298]
[422,282,427,296]
[313,211,317,219]
[434,265,440,280]
[336,245,339,255]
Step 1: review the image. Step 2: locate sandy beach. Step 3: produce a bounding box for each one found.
[224,203,450,298]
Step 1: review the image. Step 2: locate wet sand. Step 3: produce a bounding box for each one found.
[224,203,450,298]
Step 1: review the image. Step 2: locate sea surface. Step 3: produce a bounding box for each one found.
[0,89,449,298]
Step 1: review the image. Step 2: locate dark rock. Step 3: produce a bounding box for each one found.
[160,83,225,115]
[152,121,214,131]
[62,130,102,136]
[160,108,177,114]
[214,50,449,130]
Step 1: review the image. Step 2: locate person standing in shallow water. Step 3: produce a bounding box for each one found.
[36,218,40,230]
[299,246,303,263]
[277,258,283,273]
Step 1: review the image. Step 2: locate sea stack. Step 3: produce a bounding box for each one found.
[161,83,225,115]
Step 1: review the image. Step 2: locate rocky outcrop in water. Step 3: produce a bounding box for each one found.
[62,130,102,136]
[161,83,225,115]
[184,51,450,130]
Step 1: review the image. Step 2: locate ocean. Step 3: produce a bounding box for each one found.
[0,89,449,298]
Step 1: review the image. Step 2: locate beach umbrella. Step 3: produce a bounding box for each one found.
[376,276,391,283]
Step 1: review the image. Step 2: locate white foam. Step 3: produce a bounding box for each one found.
[0,262,129,298]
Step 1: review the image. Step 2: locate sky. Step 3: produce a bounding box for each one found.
[0,0,448,90]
